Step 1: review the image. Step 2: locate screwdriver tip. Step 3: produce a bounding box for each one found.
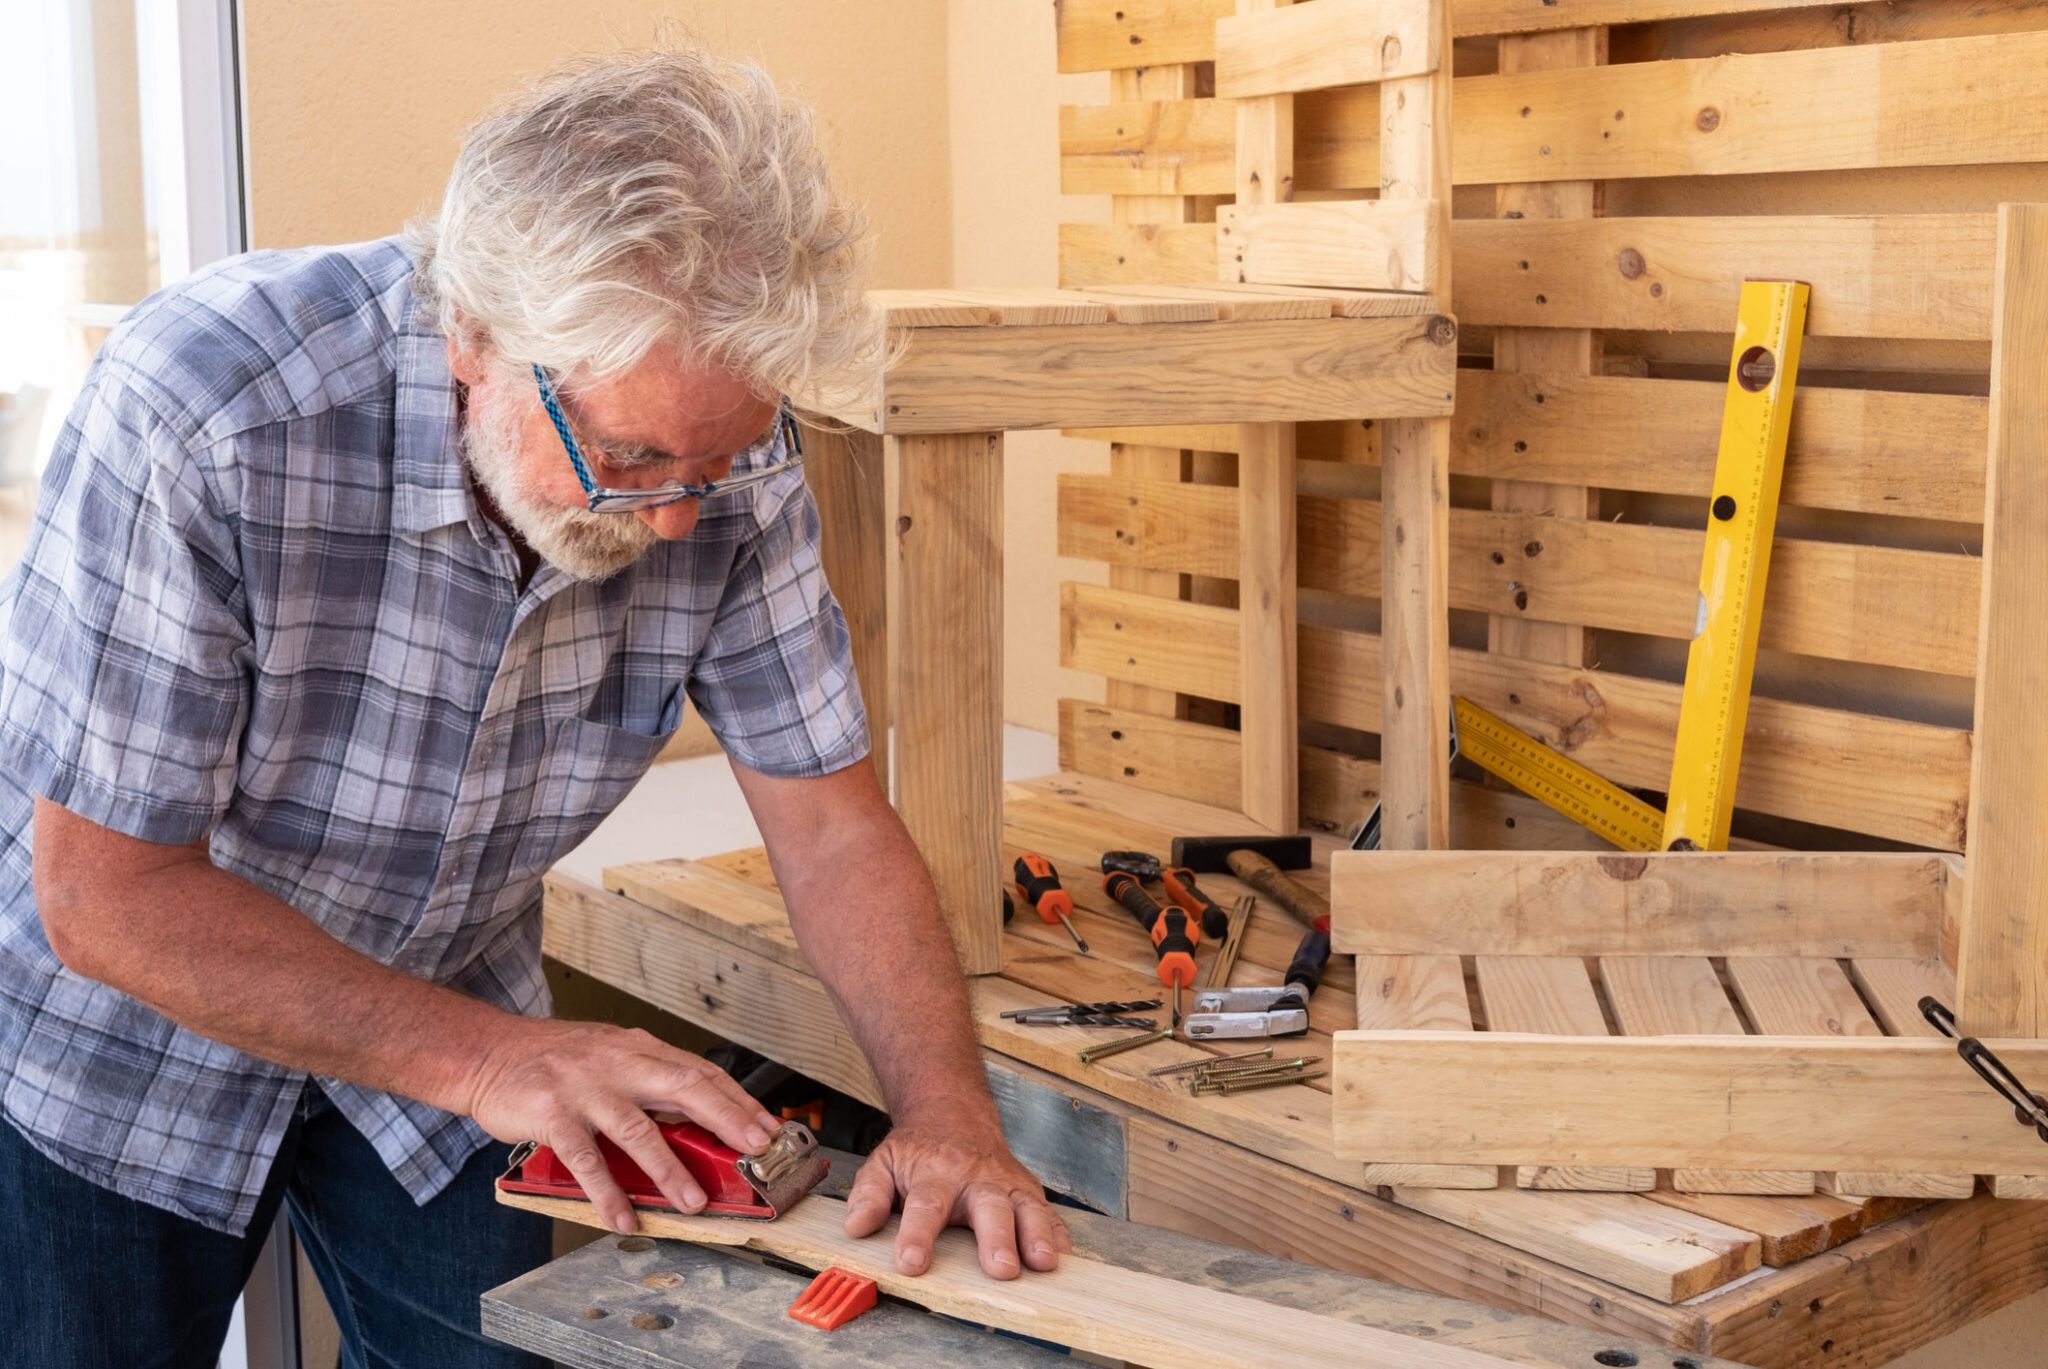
[1076,938,1090,954]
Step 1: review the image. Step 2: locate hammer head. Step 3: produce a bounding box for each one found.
[1099,849,1163,881]
[1169,834,1312,875]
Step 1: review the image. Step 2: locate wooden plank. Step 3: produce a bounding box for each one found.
[1232,3,1300,837]
[1238,422,1300,832]
[1332,1032,2048,1174]
[1643,1188,1864,1268]
[1217,199,1441,293]
[1079,282,1336,321]
[1849,956,1956,1038]
[1056,698,1623,849]
[1056,0,1234,73]
[1959,203,2048,1039]
[803,422,891,795]
[1476,953,1655,1193]
[869,289,994,327]
[1375,0,1455,853]
[1060,221,1220,286]
[1602,956,1812,1194]
[503,1190,1536,1369]
[1453,371,1988,523]
[1062,583,1974,848]
[1727,956,1978,1199]
[1216,0,1443,98]
[1056,0,1851,66]
[1064,37,2048,192]
[1459,32,2048,185]
[1060,477,1984,675]
[1354,953,1498,1188]
[1074,376,1991,519]
[890,432,1004,975]
[1383,1184,1758,1303]
[1457,214,1995,339]
[1331,851,1947,959]
[1697,1193,2048,1367]
[841,314,1458,434]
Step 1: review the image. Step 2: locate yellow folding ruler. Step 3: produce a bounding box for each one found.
[1661,278,1810,850]
[1449,697,1665,852]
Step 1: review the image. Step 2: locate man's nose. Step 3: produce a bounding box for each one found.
[638,499,703,540]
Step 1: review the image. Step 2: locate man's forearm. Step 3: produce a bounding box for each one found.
[37,824,501,1113]
[778,812,998,1131]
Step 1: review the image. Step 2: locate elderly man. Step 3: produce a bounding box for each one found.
[0,48,1062,1368]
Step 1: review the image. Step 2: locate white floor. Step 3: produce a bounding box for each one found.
[555,723,1061,884]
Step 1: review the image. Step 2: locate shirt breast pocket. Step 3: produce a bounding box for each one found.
[521,709,680,877]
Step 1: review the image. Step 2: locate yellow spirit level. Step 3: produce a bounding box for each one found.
[1660,279,1810,851]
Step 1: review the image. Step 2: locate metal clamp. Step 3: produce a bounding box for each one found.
[1920,997,2048,1143]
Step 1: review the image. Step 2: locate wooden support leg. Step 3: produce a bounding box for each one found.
[803,422,891,796]
[1378,415,1452,849]
[889,431,1005,976]
[1958,203,2048,1037]
[1238,421,1298,832]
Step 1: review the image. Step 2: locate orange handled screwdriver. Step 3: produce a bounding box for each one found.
[1105,870,1197,1024]
[1161,867,1231,942]
[1014,853,1088,954]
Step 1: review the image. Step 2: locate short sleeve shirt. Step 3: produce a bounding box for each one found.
[0,238,869,1235]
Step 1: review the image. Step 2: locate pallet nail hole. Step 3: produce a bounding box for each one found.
[617,1238,654,1252]
[579,1307,608,1320]
[1674,1361,1702,1369]
[1593,1355,1638,1368]
[631,1312,674,1331]
[1109,729,1123,740]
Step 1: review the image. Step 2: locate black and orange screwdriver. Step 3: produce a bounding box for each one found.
[1013,853,1088,954]
[1104,870,1198,1026]
[1160,867,1231,942]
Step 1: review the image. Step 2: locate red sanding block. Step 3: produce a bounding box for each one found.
[498,1118,829,1220]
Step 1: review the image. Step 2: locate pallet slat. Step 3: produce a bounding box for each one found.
[1059,475,1983,675]
[1062,35,2048,191]
[1061,582,1972,849]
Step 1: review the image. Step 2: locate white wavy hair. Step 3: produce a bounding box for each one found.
[408,47,881,398]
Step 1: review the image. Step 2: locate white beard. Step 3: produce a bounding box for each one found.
[461,389,659,583]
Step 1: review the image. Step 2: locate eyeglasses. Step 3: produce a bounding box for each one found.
[532,364,804,514]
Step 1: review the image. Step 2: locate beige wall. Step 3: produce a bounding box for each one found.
[242,0,952,289]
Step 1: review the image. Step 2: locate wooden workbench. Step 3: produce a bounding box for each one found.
[484,1149,1748,1369]
[543,773,2048,1368]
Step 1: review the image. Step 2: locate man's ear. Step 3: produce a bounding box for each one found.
[444,330,492,388]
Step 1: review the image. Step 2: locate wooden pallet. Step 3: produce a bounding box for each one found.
[541,772,2048,1368]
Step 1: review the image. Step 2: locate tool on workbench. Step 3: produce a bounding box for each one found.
[1104,869,1199,1026]
[788,1267,878,1331]
[1168,834,1312,876]
[1920,997,2048,1144]
[1662,277,1809,852]
[1100,849,1164,882]
[1180,854,1332,1039]
[1014,1011,1159,1028]
[1078,1025,1174,1065]
[497,1119,829,1219]
[1203,895,1254,989]
[1001,998,1162,1021]
[1013,852,1089,953]
[1161,866,1232,941]
[1149,1045,1274,1078]
[1348,696,1663,852]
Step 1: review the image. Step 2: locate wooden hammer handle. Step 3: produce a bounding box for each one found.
[1224,850,1330,931]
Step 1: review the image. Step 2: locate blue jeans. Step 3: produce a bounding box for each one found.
[0,1084,553,1369]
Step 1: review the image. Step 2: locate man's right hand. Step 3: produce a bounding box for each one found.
[460,1018,782,1233]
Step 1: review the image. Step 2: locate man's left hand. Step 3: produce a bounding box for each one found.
[841,1121,1071,1279]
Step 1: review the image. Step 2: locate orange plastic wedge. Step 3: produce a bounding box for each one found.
[787,1266,878,1330]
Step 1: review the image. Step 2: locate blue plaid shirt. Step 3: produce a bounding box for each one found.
[0,238,869,1235]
